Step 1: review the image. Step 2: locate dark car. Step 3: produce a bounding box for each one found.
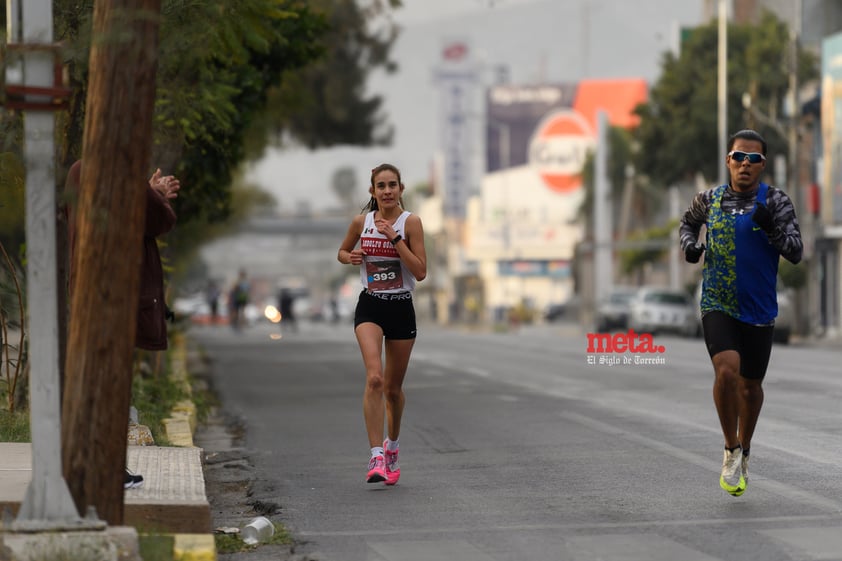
[544,303,567,322]
[594,287,637,332]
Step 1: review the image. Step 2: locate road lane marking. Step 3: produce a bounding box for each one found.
[758,526,842,560]
[369,539,496,561]
[565,534,722,561]
[297,513,842,537]
[560,411,842,514]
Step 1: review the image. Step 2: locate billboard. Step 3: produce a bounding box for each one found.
[822,32,842,226]
[486,79,648,195]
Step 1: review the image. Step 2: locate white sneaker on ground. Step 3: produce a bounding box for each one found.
[720,446,745,496]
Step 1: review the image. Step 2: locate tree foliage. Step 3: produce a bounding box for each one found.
[54,0,332,226]
[633,11,818,189]
[580,126,662,235]
[0,0,406,235]
[617,220,677,277]
[255,0,401,151]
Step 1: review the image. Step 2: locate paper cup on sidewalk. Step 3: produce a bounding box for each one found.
[241,516,274,545]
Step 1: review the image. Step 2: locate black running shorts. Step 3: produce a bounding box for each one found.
[354,290,417,340]
[701,311,774,380]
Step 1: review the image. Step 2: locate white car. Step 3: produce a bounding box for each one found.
[628,287,696,337]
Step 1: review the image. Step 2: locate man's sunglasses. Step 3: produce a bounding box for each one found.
[728,151,766,164]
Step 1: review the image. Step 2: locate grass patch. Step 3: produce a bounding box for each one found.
[0,346,205,447]
[138,534,175,561]
[189,380,213,426]
[214,522,293,553]
[132,370,190,445]
[0,408,30,441]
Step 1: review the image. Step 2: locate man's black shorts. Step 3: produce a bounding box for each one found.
[354,290,417,340]
[702,311,774,380]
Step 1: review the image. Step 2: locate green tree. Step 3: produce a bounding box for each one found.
[54,0,330,226]
[633,11,818,189]
[5,1,404,237]
[580,126,636,224]
[255,0,401,151]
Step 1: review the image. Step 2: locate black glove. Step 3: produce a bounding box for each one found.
[685,242,705,264]
[165,306,175,323]
[752,202,776,233]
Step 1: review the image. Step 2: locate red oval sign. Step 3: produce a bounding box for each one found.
[528,110,595,193]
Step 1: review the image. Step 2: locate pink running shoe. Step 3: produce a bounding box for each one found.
[383,441,400,486]
[366,454,386,483]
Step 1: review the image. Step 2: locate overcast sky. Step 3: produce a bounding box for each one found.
[245,0,704,214]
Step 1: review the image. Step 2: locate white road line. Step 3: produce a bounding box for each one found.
[298,513,841,537]
[560,411,842,514]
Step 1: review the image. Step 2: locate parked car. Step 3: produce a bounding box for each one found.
[692,278,793,344]
[544,303,567,322]
[628,286,696,337]
[594,287,638,331]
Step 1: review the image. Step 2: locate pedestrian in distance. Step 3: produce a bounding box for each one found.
[65,160,180,490]
[206,279,221,324]
[278,288,297,333]
[229,269,250,330]
[337,163,427,485]
[679,129,803,497]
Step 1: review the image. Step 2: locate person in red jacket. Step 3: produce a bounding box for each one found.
[65,160,179,488]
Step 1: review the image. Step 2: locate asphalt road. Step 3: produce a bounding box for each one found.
[191,319,842,561]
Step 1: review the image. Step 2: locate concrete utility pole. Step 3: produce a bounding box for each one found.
[788,0,812,337]
[593,110,613,304]
[717,0,728,186]
[5,0,88,528]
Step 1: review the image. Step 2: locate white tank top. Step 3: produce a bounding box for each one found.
[358,210,416,294]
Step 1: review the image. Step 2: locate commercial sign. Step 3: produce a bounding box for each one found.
[435,38,478,219]
[529,109,595,193]
[486,79,647,195]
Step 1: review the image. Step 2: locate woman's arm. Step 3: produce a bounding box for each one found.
[396,214,427,281]
[337,214,366,265]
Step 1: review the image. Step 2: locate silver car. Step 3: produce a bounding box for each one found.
[594,287,638,332]
[628,287,696,337]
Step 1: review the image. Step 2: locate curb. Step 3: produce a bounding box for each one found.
[166,333,216,561]
[173,533,216,561]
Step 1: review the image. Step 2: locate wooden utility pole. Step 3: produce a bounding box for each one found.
[61,0,161,525]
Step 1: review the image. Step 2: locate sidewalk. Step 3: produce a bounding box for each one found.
[0,336,215,559]
[0,443,211,534]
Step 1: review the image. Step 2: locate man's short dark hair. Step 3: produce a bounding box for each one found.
[727,129,767,155]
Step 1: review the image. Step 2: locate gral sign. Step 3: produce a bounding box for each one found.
[528,109,594,194]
